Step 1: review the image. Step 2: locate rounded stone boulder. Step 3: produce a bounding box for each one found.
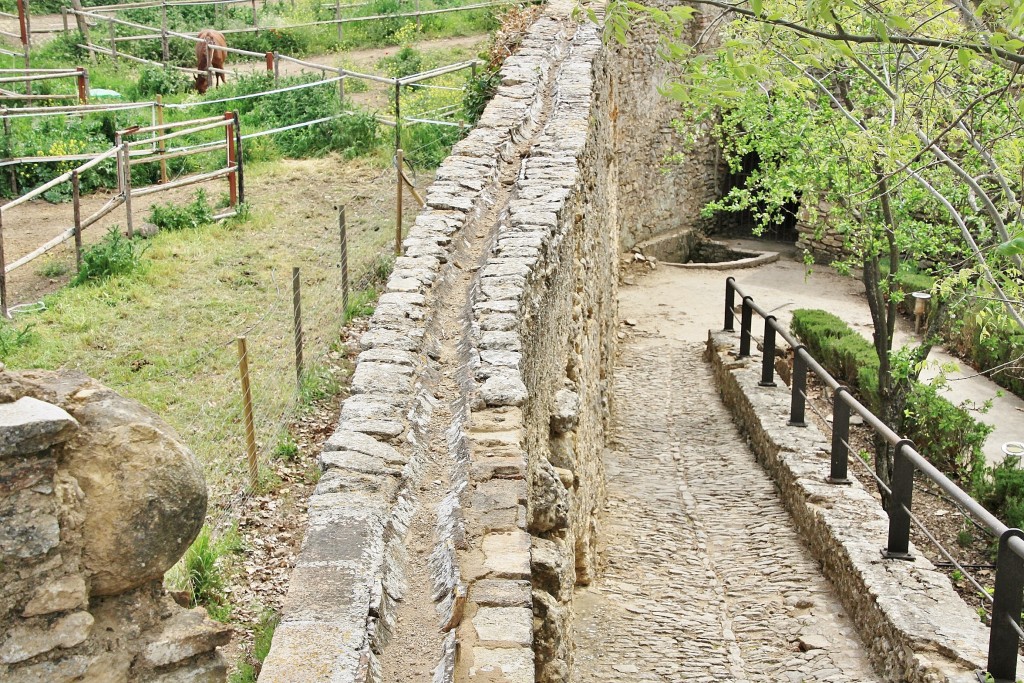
[8,370,207,596]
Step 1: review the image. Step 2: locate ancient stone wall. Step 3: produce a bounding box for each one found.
[0,369,230,683]
[608,4,724,252]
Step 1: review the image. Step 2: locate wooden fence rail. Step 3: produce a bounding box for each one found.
[0,114,242,317]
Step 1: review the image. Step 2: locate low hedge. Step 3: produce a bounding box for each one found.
[791,309,992,482]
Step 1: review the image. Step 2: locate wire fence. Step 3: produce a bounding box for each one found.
[723,276,1024,681]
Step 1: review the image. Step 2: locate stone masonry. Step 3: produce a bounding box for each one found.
[0,368,230,683]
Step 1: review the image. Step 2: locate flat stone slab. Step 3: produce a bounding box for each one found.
[0,397,78,458]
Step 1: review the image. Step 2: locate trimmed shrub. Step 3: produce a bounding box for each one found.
[791,308,991,482]
[974,457,1024,530]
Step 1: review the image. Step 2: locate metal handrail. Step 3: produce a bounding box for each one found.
[723,276,1024,681]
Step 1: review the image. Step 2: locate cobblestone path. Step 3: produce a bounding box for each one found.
[572,339,883,682]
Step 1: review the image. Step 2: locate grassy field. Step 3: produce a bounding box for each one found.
[0,153,420,496]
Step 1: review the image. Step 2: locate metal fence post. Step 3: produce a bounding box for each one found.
[988,528,1024,682]
[738,296,753,358]
[339,205,348,314]
[292,266,303,390]
[788,347,808,427]
[724,276,735,331]
[883,438,916,560]
[828,388,852,484]
[760,316,778,387]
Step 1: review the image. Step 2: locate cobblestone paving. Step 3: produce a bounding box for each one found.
[572,340,883,682]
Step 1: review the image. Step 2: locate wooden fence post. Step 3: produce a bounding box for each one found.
[292,266,303,390]
[61,7,68,35]
[160,0,169,64]
[250,0,258,34]
[71,171,83,270]
[273,52,279,87]
[225,112,237,207]
[69,0,95,64]
[236,336,259,491]
[339,205,348,314]
[76,67,87,104]
[109,19,118,65]
[395,148,403,255]
[335,0,342,41]
[0,208,8,319]
[337,69,345,110]
[233,111,244,205]
[121,142,134,237]
[394,79,401,152]
[16,0,30,94]
[156,95,167,183]
[264,51,273,73]
[3,110,17,196]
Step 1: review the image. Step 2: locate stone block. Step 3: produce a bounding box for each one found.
[0,396,78,458]
[0,611,94,664]
[473,606,533,646]
[140,608,232,668]
[468,646,533,682]
[480,376,528,407]
[259,622,363,682]
[472,579,533,608]
[22,575,88,617]
[482,531,531,579]
[146,652,228,683]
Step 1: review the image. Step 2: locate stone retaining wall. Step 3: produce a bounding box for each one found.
[706,330,1016,683]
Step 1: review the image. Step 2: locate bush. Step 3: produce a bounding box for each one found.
[149,190,214,231]
[134,67,191,98]
[974,457,1024,530]
[903,382,993,482]
[71,227,146,285]
[945,295,1024,399]
[791,308,992,482]
[463,68,500,125]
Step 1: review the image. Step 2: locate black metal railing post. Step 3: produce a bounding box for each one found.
[788,347,808,427]
[760,316,778,387]
[738,296,753,358]
[883,438,916,560]
[724,277,736,331]
[988,529,1024,682]
[828,388,852,484]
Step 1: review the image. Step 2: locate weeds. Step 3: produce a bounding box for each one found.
[272,432,299,460]
[165,523,241,620]
[36,259,70,278]
[0,321,37,358]
[149,190,214,232]
[229,609,280,683]
[343,287,378,323]
[300,361,343,404]
[71,227,147,286]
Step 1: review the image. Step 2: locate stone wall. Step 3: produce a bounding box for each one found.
[0,368,230,683]
[609,4,724,252]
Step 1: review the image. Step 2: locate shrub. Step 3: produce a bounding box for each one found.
[974,457,1024,530]
[379,45,424,79]
[135,67,191,97]
[149,190,214,231]
[71,227,146,285]
[463,68,500,125]
[791,308,992,482]
[902,382,993,482]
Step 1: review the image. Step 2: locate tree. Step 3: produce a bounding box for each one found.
[604,0,1024,493]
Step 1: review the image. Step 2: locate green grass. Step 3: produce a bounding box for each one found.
[165,523,242,620]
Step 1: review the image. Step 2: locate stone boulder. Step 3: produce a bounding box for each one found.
[0,370,207,596]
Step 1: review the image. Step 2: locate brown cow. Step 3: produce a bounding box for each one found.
[194,29,227,94]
